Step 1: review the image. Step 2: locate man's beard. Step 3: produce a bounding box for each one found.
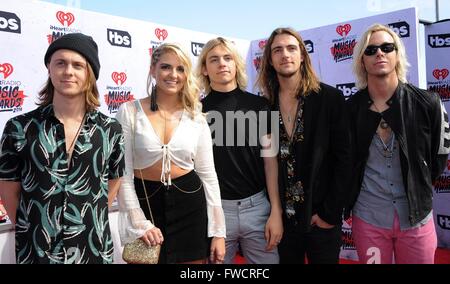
[277,70,298,78]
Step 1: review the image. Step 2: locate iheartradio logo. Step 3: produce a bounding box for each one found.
[344,217,353,227]
[56,11,75,27]
[0,63,14,79]
[258,40,267,50]
[433,69,449,80]
[336,24,351,37]
[253,56,261,71]
[112,72,127,85]
[155,28,168,41]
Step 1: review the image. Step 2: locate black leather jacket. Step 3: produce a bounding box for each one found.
[345,82,450,226]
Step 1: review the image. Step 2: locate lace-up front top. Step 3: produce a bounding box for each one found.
[114,100,226,244]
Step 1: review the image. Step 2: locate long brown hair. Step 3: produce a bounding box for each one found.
[256,27,320,105]
[38,63,100,111]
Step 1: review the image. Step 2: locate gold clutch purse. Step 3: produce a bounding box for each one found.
[122,169,161,264]
[122,239,161,264]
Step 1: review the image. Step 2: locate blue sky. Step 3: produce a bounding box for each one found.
[39,0,450,40]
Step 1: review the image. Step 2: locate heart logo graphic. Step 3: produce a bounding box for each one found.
[344,216,353,227]
[336,24,351,37]
[111,72,127,85]
[155,28,168,41]
[56,11,75,27]
[0,63,14,79]
[433,69,449,80]
[258,40,267,50]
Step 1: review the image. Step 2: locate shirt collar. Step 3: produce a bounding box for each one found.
[39,103,99,124]
[365,80,402,108]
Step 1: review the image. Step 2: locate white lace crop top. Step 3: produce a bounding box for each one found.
[115,100,226,245]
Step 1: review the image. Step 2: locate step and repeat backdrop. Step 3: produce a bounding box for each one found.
[246,7,450,259]
[425,19,450,249]
[246,8,420,98]
[0,0,449,263]
[0,0,250,133]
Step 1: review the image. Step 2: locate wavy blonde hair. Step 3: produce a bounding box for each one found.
[196,37,247,94]
[256,27,320,105]
[352,23,410,89]
[38,63,100,111]
[147,43,201,117]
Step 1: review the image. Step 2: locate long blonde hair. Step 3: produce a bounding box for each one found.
[38,63,100,111]
[352,23,410,89]
[147,43,201,117]
[196,37,247,94]
[256,27,320,105]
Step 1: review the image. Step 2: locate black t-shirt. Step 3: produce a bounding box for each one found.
[202,87,271,200]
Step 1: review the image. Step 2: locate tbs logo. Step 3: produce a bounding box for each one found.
[0,11,21,34]
[437,215,450,230]
[428,33,450,48]
[388,21,410,38]
[336,83,358,98]
[304,40,314,53]
[107,28,132,48]
[191,42,204,56]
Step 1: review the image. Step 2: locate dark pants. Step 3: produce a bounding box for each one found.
[278,220,342,264]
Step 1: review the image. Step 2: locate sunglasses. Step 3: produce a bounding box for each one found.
[364,43,397,56]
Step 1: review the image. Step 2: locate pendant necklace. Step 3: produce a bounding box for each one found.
[283,101,298,123]
[372,102,390,129]
[56,111,86,169]
[376,132,395,158]
[379,119,389,129]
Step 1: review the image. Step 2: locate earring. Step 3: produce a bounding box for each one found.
[150,84,158,111]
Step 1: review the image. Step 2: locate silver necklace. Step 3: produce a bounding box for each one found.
[376,132,395,158]
[282,100,298,123]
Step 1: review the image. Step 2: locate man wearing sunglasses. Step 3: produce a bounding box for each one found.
[346,23,450,264]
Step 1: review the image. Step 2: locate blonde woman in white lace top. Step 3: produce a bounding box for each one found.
[116,43,225,264]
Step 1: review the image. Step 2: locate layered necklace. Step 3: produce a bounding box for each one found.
[375,131,395,158]
[371,102,395,157]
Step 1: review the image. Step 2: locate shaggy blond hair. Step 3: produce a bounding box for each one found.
[196,37,247,94]
[352,23,410,89]
[147,43,201,117]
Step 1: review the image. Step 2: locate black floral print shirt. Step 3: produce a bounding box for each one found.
[0,104,125,263]
[278,97,306,220]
